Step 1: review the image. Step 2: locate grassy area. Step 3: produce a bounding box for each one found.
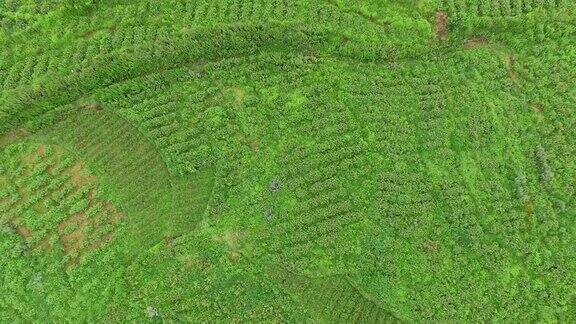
[1,0,575,322]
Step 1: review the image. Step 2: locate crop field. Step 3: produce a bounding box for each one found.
[1,0,575,322]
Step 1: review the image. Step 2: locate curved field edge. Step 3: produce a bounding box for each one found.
[0,25,328,132]
[1,107,215,256]
[37,108,214,254]
[2,6,575,132]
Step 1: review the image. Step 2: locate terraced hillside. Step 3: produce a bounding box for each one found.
[1,0,575,322]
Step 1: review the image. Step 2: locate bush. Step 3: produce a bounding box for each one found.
[514,174,529,202]
[64,0,98,12]
[146,306,159,318]
[534,145,553,183]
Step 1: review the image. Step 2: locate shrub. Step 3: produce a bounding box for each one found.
[269,179,281,192]
[514,174,529,202]
[145,305,159,318]
[63,0,99,13]
[534,145,553,183]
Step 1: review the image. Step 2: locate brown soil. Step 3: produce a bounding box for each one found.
[82,30,96,38]
[420,240,439,253]
[83,26,116,37]
[531,103,543,114]
[22,144,46,165]
[32,202,48,214]
[9,145,124,265]
[231,87,245,109]
[16,224,32,239]
[180,255,209,270]
[464,36,488,49]
[68,161,97,187]
[58,213,90,254]
[105,202,124,222]
[63,206,122,264]
[46,163,57,176]
[88,233,114,252]
[523,200,534,215]
[198,62,206,75]
[35,237,52,251]
[60,230,86,254]
[86,189,97,204]
[248,139,259,150]
[523,200,534,230]
[219,230,242,261]
[10,220,52,250]
[0,128,28,147]
[17,186,29,204]
[435,11,448,42]
[58,212,88,230]
[64,164,122,255]
[506,55,517,81]
[36,145,46,156]
[81,103,103,111]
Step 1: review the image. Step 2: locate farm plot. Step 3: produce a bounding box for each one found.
[272,266,400,323]
[0,141,123,267]
[36,105,215,255]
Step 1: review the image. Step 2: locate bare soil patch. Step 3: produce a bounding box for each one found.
[36,145,46,156]
[0,128,28,147]
[82,30,96,38]
[16,224,32,239]
[32,202,48,214]
[22,144,46,165]
[35,237,52,251]
[105,202,124,222]
[531,103,543,114]
[506,55,517,81]
[464,36,489,49]
[83,26,116,38]
[81,103,104,112]
[10,221,52,251]
[68,161,97,187]
[10,145,123,266]
[420,240,439,253]
[58,213,89,254]
[217,230,243,261]
[180,255,209,270]
[435,11,448,42]
[248,138,259,150]
[231,86,245,109]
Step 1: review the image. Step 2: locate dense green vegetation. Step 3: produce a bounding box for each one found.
[1,0,575,322]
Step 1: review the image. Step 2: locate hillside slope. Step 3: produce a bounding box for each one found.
[1,0,575,322]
